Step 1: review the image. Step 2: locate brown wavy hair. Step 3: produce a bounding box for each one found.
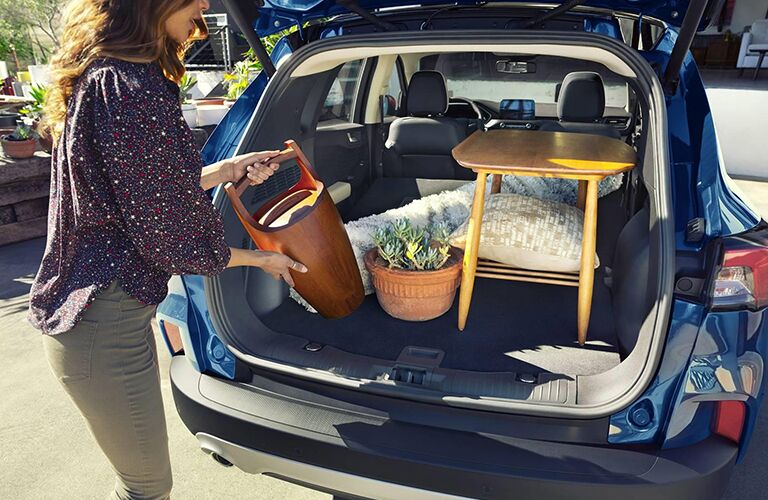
[43,0,208,140]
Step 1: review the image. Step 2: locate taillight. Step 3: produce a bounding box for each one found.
[159,320,184,354]
[711,228,768,311]
[712,400,746,443]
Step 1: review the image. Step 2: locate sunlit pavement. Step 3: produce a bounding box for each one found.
[0,239,327,499]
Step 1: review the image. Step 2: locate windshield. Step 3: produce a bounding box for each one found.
[418,53,631,116]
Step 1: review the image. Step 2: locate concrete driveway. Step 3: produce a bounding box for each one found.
[0,238,327,500]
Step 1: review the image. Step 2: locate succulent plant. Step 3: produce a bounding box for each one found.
[4,123,36,141]
[372,219,452,271]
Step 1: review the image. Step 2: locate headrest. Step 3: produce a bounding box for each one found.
[557,72,606,123]
[406,71,448,117]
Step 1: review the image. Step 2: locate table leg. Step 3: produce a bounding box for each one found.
[458,172,487,331]
[491,174,502,194]
[755,51,766,81]
[576,180,587,210]
[577,180,599,345]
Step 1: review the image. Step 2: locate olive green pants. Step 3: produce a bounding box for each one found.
[42,281,172,500]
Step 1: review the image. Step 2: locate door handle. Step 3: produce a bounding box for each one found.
[347,132,360,143]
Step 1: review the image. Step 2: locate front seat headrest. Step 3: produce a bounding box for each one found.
[406,71,448,117]
[557,72,606,123]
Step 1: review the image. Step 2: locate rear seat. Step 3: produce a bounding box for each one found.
[383,71,474,180]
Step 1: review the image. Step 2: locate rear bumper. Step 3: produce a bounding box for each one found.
[171,355,737,500]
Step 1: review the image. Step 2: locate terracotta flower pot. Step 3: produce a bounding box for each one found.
[1,137,37,159]
[194,98,225,106]
[364,247,463,322]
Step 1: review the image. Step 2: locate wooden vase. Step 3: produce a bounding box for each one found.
[224,140,364,319]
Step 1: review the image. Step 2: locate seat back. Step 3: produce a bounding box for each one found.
[751,20,768,45]
[383,71,473,179]
[539,72,621,139]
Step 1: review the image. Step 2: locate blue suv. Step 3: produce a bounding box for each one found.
[160,1,768,498]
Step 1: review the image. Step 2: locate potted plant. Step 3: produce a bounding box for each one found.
[365,219,463,321]
[179,73,198,128]
[1,123,38,159]
[20,84,52,153]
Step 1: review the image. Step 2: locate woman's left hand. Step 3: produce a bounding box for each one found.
[224,150,281,185]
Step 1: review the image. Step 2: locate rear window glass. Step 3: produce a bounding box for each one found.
[418,53,630,116]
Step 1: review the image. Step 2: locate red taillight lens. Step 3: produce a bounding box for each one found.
[712,232,768,311]
[160,320,184,354]
[712,400,746,443]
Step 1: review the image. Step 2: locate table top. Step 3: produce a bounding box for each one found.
[452,129,637,179]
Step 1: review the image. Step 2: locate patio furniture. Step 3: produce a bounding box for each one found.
[737,19,768,79]
[452,129,636,345]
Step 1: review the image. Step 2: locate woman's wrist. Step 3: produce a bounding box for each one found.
[226,248,262,268]
[200,161,233,190]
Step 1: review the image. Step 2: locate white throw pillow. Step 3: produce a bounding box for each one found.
[449,193,599,273]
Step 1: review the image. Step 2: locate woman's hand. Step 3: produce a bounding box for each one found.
[226,248,308,287]
[224,150,281,185]
[256,251,308,287]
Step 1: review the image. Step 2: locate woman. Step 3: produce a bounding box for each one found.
[28,1,306,498]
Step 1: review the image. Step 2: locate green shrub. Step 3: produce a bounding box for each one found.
[179,73,198,104]
[19,83,47,120]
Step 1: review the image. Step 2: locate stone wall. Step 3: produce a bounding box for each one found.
[0,128,210,247]
[0,152,50,246]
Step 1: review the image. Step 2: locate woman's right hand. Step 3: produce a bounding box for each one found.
[226,248,307,287]
[256,251,308,287]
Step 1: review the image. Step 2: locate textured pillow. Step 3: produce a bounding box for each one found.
[449,193,599,273]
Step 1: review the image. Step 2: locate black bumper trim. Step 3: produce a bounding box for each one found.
[170,356,736,500]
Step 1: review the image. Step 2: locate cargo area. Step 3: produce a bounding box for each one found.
[207,32,668,410]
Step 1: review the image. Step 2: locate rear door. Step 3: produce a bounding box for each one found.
[313,58,371,215]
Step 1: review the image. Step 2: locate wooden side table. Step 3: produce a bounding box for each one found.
[452,129,637,345]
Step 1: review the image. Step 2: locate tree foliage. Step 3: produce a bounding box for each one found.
[0,18,35,70]
[0,0,62,63]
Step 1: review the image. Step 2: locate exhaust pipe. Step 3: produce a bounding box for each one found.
[210,452,234,467]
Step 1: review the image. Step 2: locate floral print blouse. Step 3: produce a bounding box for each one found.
[28,58,231,335]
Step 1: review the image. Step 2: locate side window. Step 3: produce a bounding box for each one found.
[381,58,405,117]
[319,59,364,122]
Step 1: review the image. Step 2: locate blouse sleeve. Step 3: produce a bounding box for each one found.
[91,67,231,276]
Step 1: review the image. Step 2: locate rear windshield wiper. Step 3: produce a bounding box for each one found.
[524,0,589,29]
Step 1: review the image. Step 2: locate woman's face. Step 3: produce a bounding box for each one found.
[165,0,210,44]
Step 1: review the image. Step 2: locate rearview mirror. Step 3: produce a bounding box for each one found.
[495,60,536,74]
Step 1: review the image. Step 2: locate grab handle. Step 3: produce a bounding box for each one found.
[230,148,297,197]
[224,140,320,228]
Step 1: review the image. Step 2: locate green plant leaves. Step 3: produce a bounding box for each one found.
[372,219,452,271]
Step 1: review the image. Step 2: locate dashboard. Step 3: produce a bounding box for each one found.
[445,97,632,135]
